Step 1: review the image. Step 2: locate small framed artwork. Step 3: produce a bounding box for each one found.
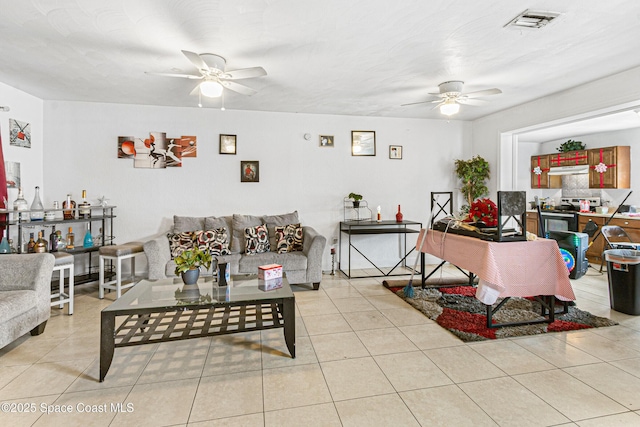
[241,161,259,182]
[220,134,237,155]
[319,135,334,147]
[351,131,376,156]
[389,145,403,159]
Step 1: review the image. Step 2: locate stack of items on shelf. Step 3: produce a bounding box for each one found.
[258,264,283,291]
[4,187,96,254]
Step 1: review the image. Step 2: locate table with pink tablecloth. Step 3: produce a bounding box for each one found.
[417,229,576,305]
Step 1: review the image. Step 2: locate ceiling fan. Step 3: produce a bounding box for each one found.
[402,81,502,116]
[146,50,267,99]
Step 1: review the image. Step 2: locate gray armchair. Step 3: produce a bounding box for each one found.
[0,253,55,349]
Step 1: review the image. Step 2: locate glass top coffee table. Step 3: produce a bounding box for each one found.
[100,275,295,382]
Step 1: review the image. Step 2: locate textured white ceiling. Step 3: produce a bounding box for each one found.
[1,0,640,124]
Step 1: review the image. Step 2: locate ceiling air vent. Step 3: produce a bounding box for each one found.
[505,10,560,29]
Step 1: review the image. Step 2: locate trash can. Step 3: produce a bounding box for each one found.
[605,249,640,315]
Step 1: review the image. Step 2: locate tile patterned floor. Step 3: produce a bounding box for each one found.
[2,265,640,426]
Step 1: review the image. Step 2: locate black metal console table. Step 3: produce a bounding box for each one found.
[339,220,424,280]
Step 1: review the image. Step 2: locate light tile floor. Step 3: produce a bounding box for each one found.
[2,265,640,426]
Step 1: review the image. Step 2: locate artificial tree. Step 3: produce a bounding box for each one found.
[454,155,490,213]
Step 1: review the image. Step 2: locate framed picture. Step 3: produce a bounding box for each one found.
[351,131,376,156]
[319,135,334,147]
[241,161,259,182]
[220,134,237,155]
[389,145,403,159]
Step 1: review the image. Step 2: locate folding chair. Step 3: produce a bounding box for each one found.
[600,225,640,271]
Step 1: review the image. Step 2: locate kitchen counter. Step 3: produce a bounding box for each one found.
[526,209,640,220]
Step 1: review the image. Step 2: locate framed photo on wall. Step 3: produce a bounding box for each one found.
[351,131,376,156]
[389,145,402,159]
[220,134,237,154]
[241,161,259,182]
[319,135,334,147]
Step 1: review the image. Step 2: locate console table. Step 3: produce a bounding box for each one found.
[339,220,424,279]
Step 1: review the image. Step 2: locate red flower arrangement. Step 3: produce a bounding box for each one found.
[464,198,498,227]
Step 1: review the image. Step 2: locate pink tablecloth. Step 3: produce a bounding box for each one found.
[417,229,576,305]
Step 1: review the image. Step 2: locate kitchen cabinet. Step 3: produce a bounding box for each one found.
[578,215,605,264]
[549,150,589,167]
[588,146,630,189]
[526,211,539,236]
[530,155,561,189]
[609,217,640,245]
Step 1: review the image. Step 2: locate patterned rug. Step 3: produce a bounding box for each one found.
[383,282,618,342]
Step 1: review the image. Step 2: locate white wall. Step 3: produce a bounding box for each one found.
[0,82,44,209]
[42,101,471,271]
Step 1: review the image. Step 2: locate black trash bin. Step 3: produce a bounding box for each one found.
[605,249,640,315]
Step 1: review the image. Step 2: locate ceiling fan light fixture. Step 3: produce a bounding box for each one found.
[200,80,223,98]
[440,99,460,116]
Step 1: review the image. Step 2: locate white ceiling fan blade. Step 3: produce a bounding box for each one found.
[457,98,488,106]
[223,67,267,80]
[145,72,203,80]
[181,50,209,72]
[428,92,446,97]
[463,88,502,98]
[220,81,258,96]
[401,97,441,107]
[401,100,431,107]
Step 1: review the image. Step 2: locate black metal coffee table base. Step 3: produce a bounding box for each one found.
[100,294,295,382]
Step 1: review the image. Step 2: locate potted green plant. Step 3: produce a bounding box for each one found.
[454,155,490,214]
[174,247,212,285]
[556,139,586,153]
[348,192,363,208]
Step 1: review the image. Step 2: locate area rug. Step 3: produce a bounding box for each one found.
[383,281,618,342]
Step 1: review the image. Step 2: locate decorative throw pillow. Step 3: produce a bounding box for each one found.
[231,214,263,254]
[193,228,230,256]
[263,211,300,250]
[275,223,304,253]
[167,231,194,258]
[244,224,270,255]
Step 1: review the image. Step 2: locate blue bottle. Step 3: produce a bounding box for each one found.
[83,229,94,248]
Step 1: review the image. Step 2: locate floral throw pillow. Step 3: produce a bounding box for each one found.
[167,231,194,258]
[193,228,230,256]
[274,223,303,253]
[244,224,270,255]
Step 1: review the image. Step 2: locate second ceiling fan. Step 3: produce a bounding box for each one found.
[147,50,267,98]
[403,81,502,116]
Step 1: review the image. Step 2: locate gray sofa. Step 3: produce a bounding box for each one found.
[144,211,326,289]
[0,253,55,349]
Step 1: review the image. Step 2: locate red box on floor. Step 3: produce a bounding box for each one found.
[258,264,282,280]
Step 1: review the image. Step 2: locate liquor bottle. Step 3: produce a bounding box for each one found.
[49,226,58,252]
[30,186,45,221]
[13,187,29,211]
[395,205,403,222]
[0,231,10,254]
[79,190,91,219]
[53,201,64,220]
[63,194,76,220]
[27,232,36,253]
[34,231,48,253]
[66,227,75,249]
[8,239,17,254]
[56,230,64,249]
[83,228,94,248]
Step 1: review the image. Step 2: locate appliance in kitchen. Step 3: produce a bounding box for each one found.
[538,197,601,233]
